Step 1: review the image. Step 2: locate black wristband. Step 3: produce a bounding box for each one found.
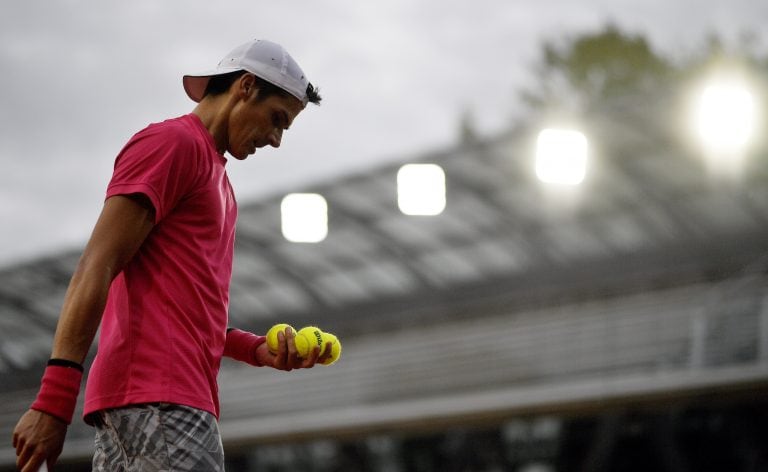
[47,358,84,373]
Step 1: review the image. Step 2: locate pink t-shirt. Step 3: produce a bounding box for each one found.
[84,114,237,419]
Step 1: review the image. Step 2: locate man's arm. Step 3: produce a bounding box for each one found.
[50,194,155,363]
[224,326,328,370]
[12,194,155,472]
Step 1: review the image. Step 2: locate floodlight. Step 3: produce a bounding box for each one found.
[397,164,446,216]
[281,193,328,243]
[692,78,756,155]
[535,128,588,185]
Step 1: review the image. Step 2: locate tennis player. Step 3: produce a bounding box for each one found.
[13,38,324,471]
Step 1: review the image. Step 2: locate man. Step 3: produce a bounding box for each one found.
[12,39,324,471]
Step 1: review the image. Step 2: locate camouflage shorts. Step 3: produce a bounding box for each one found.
[91,403,225,472]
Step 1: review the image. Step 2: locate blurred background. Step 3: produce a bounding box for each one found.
[1,1,768,471]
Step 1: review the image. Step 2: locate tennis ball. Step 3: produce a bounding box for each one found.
[266,323,294,353]
[319,331,342,365]
[294,326,324,358]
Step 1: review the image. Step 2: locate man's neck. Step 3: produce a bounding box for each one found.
[192,95,236,155]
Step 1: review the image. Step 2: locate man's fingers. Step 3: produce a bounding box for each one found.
[16,444,39,472]
[16,436,53,472]
[274,328,327,370]
[276,327,307,370]
[274,331,291,371]
[22,455,47,472]
[301,346,321,368]
[318,341,333,362]
[285,329,298,356]
[287,328,308,369]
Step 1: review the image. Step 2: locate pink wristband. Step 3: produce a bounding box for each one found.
[30,365,83,424]
[224,329,266,366]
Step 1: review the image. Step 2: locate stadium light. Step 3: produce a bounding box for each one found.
[686,67,763,178]
[535,128,588,185]
[397,164,446,216]
[692,77,756,156]
[281,193,328,243]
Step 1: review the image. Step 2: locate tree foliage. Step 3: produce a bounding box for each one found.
[536,25,671,104]
[521,24,766,116]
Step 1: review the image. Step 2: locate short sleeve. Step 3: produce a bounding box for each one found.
[107,123,199,223]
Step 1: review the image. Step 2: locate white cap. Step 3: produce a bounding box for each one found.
[183,39,310,105]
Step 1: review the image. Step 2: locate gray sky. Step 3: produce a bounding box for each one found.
[1,0,765,266]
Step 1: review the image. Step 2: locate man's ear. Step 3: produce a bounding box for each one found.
[237,73,258,100]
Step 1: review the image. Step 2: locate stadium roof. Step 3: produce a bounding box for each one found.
[2,101,768,466]
[1,110,767,380]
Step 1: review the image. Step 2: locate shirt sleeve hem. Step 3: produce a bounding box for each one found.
[106,183,164,222]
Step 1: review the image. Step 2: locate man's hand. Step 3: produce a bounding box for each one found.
[254,328,331,370]
[13,409,67,472]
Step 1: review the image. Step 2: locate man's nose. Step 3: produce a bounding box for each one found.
[269,129,283,148]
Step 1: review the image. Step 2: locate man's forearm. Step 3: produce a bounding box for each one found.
[50,259,114,364]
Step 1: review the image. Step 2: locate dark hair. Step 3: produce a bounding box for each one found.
[203,70,248,97]
[305,83,322,105]
[204,70,322,105]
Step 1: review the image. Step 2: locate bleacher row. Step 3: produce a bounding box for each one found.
[3,274,764,465]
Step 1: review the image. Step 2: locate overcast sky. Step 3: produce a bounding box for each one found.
[0,0,765,267]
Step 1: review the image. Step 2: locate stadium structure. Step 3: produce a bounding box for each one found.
[0,105,767,471]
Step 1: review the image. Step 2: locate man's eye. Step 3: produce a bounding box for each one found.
[272,112,289,130]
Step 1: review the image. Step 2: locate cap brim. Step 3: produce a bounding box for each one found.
[182,67,242,102]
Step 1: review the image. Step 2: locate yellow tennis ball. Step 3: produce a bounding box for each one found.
[319,331,341,365]
[266,323,293,353]
[294,326,324,358]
